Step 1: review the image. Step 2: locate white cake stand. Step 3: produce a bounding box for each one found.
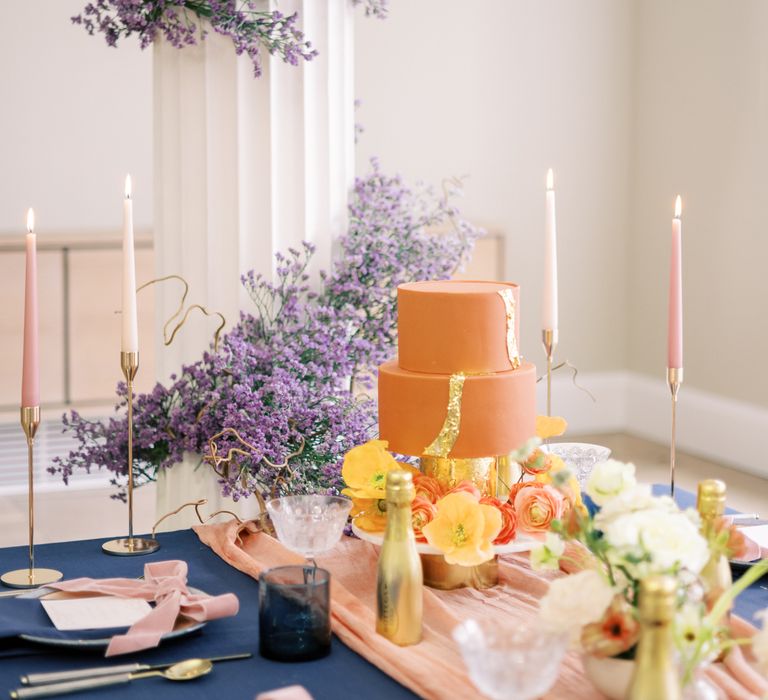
[351,522,538,555]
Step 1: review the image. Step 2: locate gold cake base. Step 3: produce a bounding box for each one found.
[421,554,498,590]
[1,567,63,589]
[102,537,160,556]
[421,455,499,497]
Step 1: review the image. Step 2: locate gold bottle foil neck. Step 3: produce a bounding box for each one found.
[638,575,677,623]
[386,470,415,504]
[697,479,726,518]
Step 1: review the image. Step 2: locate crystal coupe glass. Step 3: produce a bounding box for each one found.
[453,619,568,700]
[266,495,352,562]
[544,442,612,489]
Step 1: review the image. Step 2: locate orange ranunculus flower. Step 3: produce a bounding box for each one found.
[514,484,565,538]
[535,415,568,440]
[413,473,446,504]
[423,492,502,566]
[447,480,481,500]
[411,497,438,542]
[350,496,387,533]
[521,448,552,476]
[481,497,517,545]
[581,596,640,658]
[495,502,518,544]
[341,440,400,500]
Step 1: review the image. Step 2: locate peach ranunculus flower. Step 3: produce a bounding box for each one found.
[341,440,400,500]
[413,473,446,504]
[521,448,552,476]
[535,454,587,516]
[411,497,438,542]
[350,497,387,533]
[446,480,481,499]
[423,492,502,566]
[508,480,545,503]
[514,483,565,538]
[480,496,518,545]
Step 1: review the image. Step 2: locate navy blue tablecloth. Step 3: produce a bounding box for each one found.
[0,530,417,700]
[0,486,766,700]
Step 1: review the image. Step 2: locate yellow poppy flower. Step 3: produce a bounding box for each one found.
[350,497,388,532]
[536,415,568,440]
[341,440,401,500]
[422,492,502,566]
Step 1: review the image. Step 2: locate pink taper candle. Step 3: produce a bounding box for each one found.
[21,208,40,407]
[668,195,683,368]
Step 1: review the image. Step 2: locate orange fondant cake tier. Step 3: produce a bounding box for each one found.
[397,280,521,374]
[378,360,537,458]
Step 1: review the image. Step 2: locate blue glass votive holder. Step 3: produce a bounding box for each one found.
[259,565,332,662]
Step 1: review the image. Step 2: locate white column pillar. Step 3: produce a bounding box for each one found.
[152,1,355,525]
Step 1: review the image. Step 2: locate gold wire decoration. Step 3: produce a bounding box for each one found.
[136,274,226,352]
[150,498,244,539]
[202,426,306,499]
[497,289,521,369]
[424,373,467,458]
[536,359,596,402]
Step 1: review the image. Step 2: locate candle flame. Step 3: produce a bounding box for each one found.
[124,174,132,200]
[674,195,682,219]
[26,208,34,234]
[546,168,554,191]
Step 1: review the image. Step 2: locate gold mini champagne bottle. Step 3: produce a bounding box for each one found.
[376,470,423,645]
[697,479,732,609]
[627,575,682,700]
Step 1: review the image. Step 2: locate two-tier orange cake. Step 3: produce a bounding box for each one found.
[378,280,536,460]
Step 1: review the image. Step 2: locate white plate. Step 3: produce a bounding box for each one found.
[17,586,208,649]
[352,522,537,555]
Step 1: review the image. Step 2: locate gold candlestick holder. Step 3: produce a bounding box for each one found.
[1,406,63,588]
[102,352,160,556]
[542,329,558,418]
[667,367,683,498]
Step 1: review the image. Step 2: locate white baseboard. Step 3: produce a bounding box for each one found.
[536,369,768,477]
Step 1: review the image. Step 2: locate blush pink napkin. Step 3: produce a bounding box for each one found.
[50,560,239,656]
[255,686,314,700]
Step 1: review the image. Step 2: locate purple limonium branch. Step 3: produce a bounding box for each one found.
[51,161,481,501]
[72,0,387,78]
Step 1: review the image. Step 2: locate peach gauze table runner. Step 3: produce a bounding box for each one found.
[195,520,766,700]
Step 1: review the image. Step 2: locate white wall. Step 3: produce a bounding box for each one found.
[0,0,152,235]
[354,0,634,378]
[1,0,766,409]
[629,0,768,406]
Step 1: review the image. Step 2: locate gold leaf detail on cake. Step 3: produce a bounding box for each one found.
[498,289,521,369]
[424,373,466,458]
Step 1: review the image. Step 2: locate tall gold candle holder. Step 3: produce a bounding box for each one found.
[542,329,558,417]
[667,367,683,497]
[102,352,160,556]
[1,406,63,588]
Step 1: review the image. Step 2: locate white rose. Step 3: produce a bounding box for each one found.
[602,509,709,575]
[539,570,614,640]
[586,460,637,506]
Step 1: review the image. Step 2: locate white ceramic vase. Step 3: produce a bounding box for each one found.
[582,655,634,700]
[154,451,264,531]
